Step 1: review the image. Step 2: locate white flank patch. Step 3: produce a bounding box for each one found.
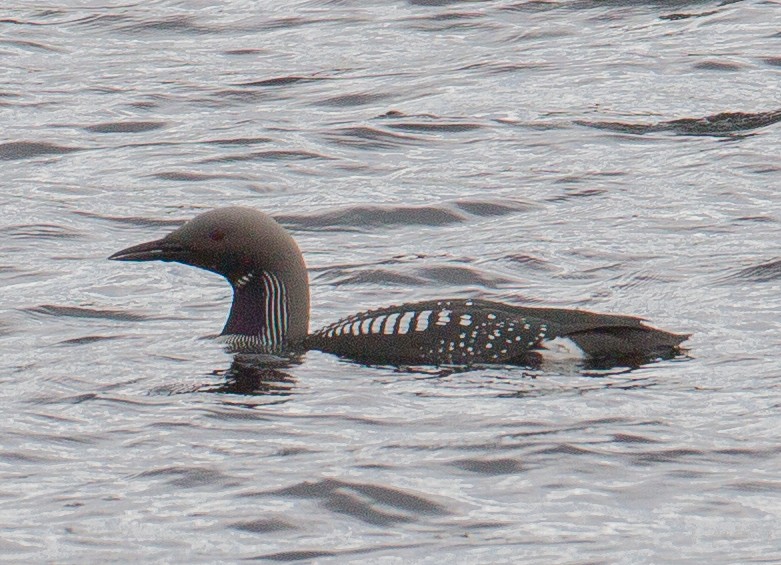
[538,337,586,363]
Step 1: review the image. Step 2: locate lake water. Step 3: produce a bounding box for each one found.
[2,0,780,562]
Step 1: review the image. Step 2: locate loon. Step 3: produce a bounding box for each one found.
[109,207,688,368]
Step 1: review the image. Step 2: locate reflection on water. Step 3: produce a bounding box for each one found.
[202,355,299,396]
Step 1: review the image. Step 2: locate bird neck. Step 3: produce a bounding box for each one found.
[222,270,300,352]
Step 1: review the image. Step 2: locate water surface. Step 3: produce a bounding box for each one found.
[1,0,780,562]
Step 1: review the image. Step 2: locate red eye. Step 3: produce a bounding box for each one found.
[208,229,225,242]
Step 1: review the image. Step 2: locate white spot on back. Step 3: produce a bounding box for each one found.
[435,309,451,326]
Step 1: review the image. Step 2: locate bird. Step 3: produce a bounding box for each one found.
[109,206,688,369]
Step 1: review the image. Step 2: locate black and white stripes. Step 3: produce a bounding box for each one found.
[307,299,557,366]
[224,270,290,353]
[258,270,289,350]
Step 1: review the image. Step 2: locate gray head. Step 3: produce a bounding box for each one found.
[110,207,310,348]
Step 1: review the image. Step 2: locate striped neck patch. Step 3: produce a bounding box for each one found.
[228,270,289,353]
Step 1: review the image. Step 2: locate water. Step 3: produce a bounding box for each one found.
[2,0,780,562]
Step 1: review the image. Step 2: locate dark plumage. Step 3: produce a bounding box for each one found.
[109,207,688,368]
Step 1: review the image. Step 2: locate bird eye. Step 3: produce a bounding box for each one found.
[208,229,225,242]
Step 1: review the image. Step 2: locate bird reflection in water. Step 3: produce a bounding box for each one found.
[199,354,300,396]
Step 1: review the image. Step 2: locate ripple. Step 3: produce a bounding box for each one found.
[0,141,83,160]
[84,121,165,134]
[534,443,600,456]
[0,320,15,337]
[501,253,554,272]
[377,110,486,133]
[407,0,483,6]
[24,305,154,322]
[151,171,252,182]
[323,125,425,149]
[57,335,120,346]
[632,448,704,465]
[117,16,217,36]
[68,13,131,30]
[385,120,484,133]
[577,110,781,137]
[659,10,718,20]
[42,393,98,405]
[729,259,781,283]
[230,518,295,533]
[450,457,525,474]
[0,450,56,464]
[259,549,338,561]
[500,1,564,13]
[237,75,334,88]
[281,198,530,232]
[454,199,534,216]
[135,466,238,488]
[199,149,331,164]
[692,60,745,72]
[202,136,272,146]
[416,265,512,288]
[278,204,467,231]
[254,542,429,561]
[404,10,499,33]
[0,39,62,53]
[317,268,427,287]
[1,223,83,240]
[730,480,781,493]
[613,433,658,444]
[257,16,351,31]
[458,61,546,75]
[314,92,390,108]
[264,478,450,524]
[74,210,186,228]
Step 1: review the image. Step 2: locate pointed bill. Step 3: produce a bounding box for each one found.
[108,238,183,262]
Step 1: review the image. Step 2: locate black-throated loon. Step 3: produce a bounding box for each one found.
[109,207,688,368]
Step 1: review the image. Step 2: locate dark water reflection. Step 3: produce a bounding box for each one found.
[201,357,298,396]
